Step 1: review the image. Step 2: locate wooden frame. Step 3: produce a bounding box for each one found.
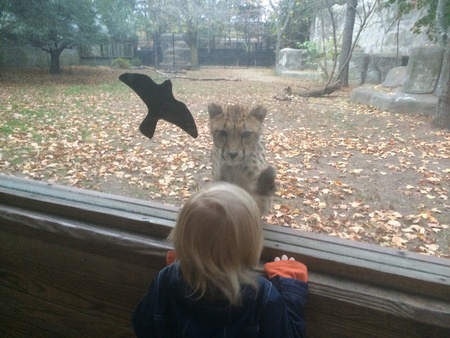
[1,175,449,337]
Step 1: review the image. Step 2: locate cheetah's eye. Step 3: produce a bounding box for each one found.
[241,130,253,138]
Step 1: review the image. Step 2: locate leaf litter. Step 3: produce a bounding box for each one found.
[0,66,449,258]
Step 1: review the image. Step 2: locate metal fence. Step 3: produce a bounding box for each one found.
[136,33,276,68]
[136,48,275,68]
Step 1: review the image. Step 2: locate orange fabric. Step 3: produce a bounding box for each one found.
[166,251,177,265]
[264,260,308,282]
[166,251,308,283]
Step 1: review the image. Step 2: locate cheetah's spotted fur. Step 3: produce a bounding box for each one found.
[208,103,276,215]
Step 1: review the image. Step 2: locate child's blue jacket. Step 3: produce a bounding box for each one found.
[133,262,308,338]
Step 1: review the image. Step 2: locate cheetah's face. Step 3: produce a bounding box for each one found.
[208,103,267,166]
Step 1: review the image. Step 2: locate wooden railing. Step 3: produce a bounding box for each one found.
[0,175,449,337]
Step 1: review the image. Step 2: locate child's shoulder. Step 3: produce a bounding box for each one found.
[156,262,180,285]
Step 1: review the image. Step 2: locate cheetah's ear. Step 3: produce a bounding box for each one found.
[250,105,267,122]
[208,103,223,119]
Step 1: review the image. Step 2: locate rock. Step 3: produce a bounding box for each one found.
[350,86,438,115]
[276,48,308,75]
[348,52,369,85]
[382,66,407,87]
[348,53,404,85]
[365,68,381,84]
[402,45,444,94]
[368,54,403,84]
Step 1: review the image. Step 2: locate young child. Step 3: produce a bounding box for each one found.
[133,182,308,338]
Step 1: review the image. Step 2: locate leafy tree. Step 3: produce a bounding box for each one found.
[0,0,136,74]
[386,0,450,40]
[134,0,172,67]
[177,0,203,70]
[280,0,319,48]
[1,0,101,74]
[268,0,295,64]
[234,2,265,46]
[96,0,137,42]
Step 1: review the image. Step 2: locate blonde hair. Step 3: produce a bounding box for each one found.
[168,182,263,305]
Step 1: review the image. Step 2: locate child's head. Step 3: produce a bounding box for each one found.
[169,182,263,305]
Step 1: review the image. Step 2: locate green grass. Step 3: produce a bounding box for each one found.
[1,119,26,135]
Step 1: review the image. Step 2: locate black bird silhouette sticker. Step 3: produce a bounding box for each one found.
[119,73,198,139]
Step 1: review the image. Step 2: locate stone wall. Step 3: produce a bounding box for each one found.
[402,44,444,94]
[305,1,444,85]
[310,0,430,56]
[350,45,444,115]
[346,52,405,85]
[276,48,308,74]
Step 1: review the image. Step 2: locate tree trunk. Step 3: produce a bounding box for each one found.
[285,81,341,97]
[154,31,160,68]
[189,44,199,71]
[433,48,450,128]
[49,49,62,74]
[432,0,449,129]
[275,29,282,65]
[338,0,357,87]
[184,24,199,71]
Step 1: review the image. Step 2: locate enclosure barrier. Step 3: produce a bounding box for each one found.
[0,175,449,337]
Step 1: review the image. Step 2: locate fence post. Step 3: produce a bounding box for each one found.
[172,33,175,69]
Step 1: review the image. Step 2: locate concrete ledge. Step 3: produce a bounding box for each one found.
[279,70,323,81]
[350,86,438,115]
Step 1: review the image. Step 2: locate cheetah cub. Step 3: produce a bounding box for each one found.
[208,103,276,215]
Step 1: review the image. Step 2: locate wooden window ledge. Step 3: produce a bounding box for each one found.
[1,175,449,337]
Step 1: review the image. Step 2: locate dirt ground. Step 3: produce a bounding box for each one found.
[1,66,449,257]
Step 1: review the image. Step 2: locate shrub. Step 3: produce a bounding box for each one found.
[111,58,131,69]
[130,57,142,67]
